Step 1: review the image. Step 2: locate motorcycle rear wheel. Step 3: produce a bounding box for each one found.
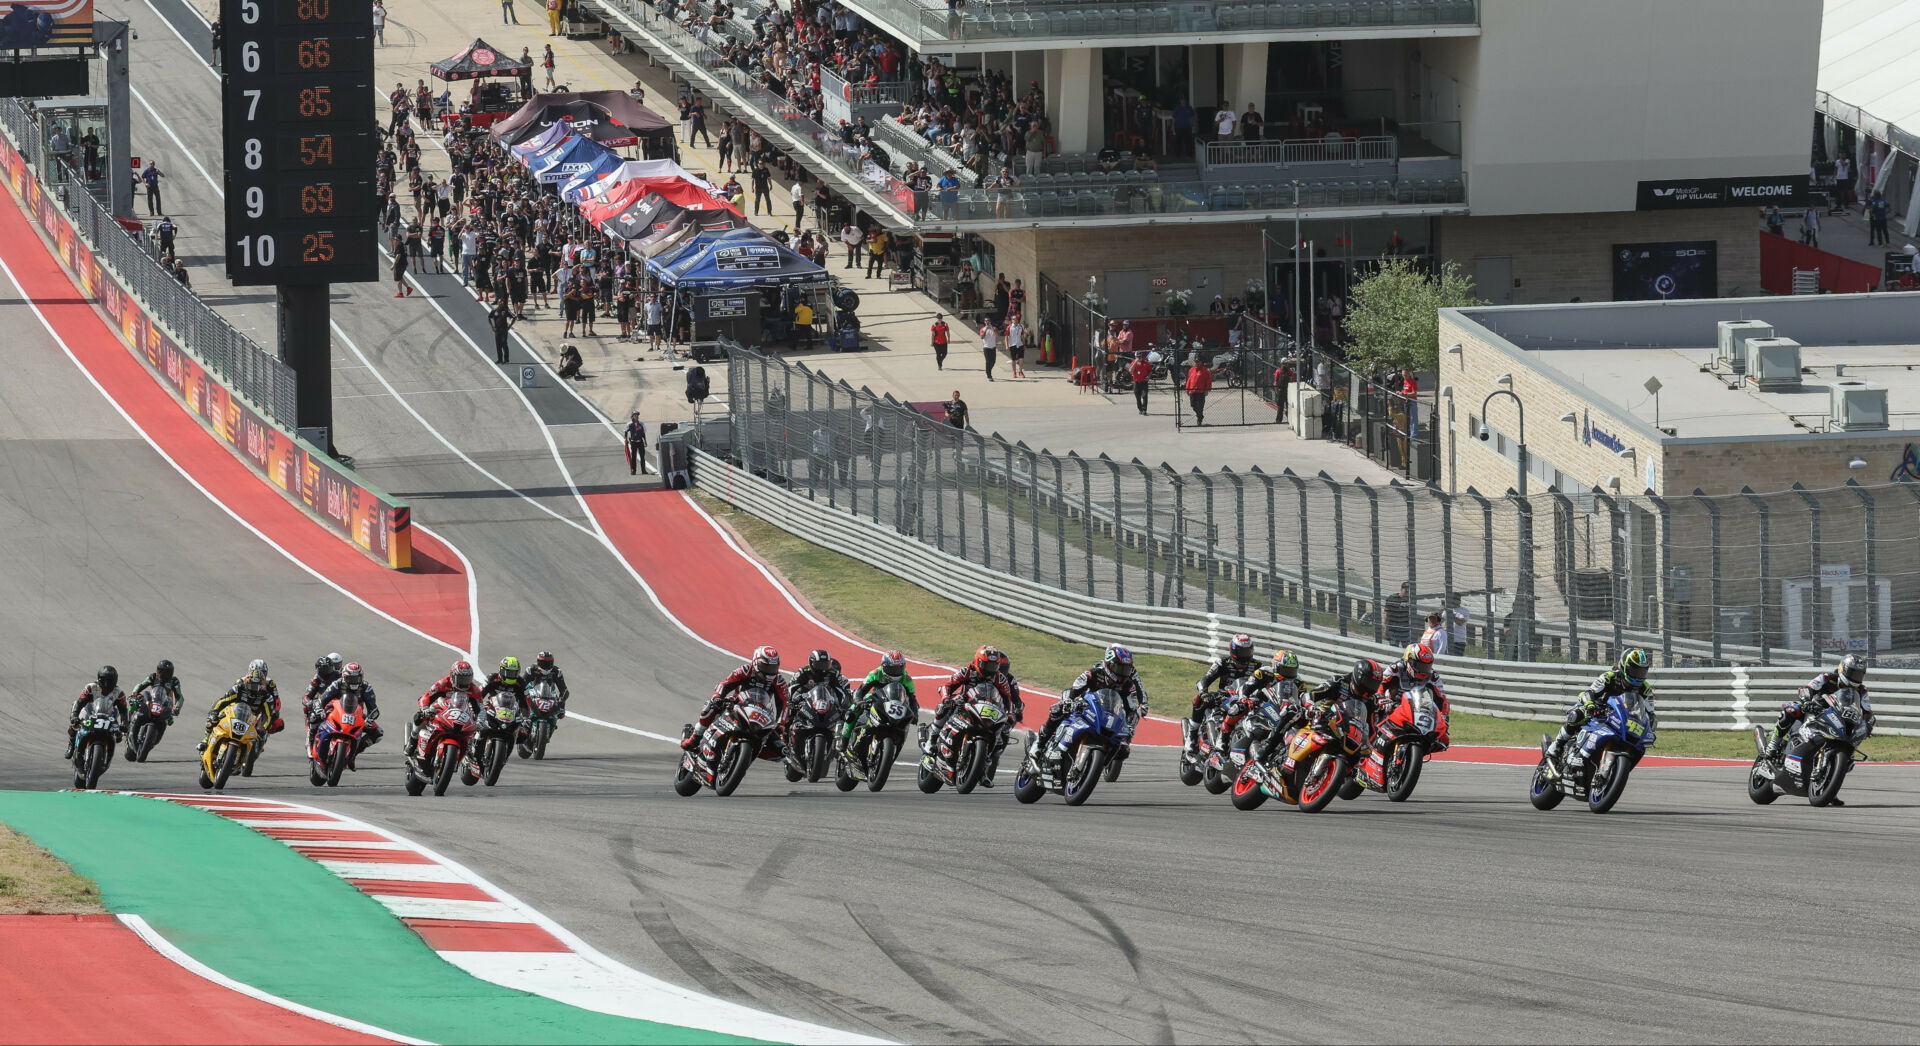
[917,764,943,794]
[124,725,141,764]
[1587,747,1636,814]
[404,766,427,796]
[1808,746,1846,807]
[835,761,858,791]
[1296,753,1346,813]
[432,747,459,796]
[713,741,752,797]
[1012,764,1045,804]
[1230,766,1269,810]
[1177,755,1204,787]
[867,737,897,792]
[212,742,239,791]
[672,761,702,796]
[1747,760,1779,805]
[1063,747,1108,807]
[1202,761,1230,795]
[1385,741,1424,802]
[955,738,988,795]
[1528,759,1563,810]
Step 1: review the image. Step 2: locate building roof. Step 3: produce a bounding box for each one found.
[1820,0,1920,147]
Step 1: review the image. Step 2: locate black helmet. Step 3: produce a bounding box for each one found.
[536,650,555,670]
[808,649,832,673]
[1838,653,1867,687]
[1228,633,1254,663]
[97,666,118,691]
[1349,659,1379,693]
[154,659,174,683]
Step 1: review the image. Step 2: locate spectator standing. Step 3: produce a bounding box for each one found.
[1834,154,1853,210]
[1869,190,1891,245]
[1006,317,1027,378]
[813,184,832,230]
[1420,611,1450,657]
[1024,124,1045,176]
[502,0,521,24]
[543,45,557,89]
[390,233,412,298]
[750,161,772,215]
[1172,97,1194,156]
[717,121,735,171]
[1213,101,1236,141]
[1185,358,1212,425]
[1446,593,1470,652]
[547,0,562,35]
[945,390,969,430]
[156,216,176,255]
[792,177,806,228]
[489,300,516,364]
[936,169,959,219]
[1273,358,1293,422]
[140,161,165,215]
[371,0,386,45]
[1799,204,1820,247]
[644,293,663,352]
[866,227,889,278]
[210,17,222,68]
[1242,103,1264,141]
[1384,581,1413,647]
[841,221,862,268]
[1129,352,1151,414]
[930,316,950,370]
[688,97,712,148]
[979,320,1000,380]
[624,413,649,475]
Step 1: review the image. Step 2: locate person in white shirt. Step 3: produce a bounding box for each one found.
[791,180,806,228]
[1214,102,1237,141]
[1005,318,1027,378]
[459,228,480,284]
[1446,595,1469,653]
[979,321,1000,381]
[1419,611,1450,657]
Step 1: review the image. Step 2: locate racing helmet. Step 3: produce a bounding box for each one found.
[879,651,906,680]
[324,652,343,674]
[751,646,781,680]
[450,660,474,688]
[1103,643,1136,679]
[97,666,118,691]
[247,658,269,684]
[499,656,521,683]
[1837,652,1866,687]
[1349,658,1380,693]
[1228,633,1254,663]
[1405,642,1435,682]
[972,645,1000,676]
[154,659,174,683]
[1618,648,1651,685]
[341,662,364,688]
[535,650,555,671]
[1271,650,1300,681]
[808,649,833,674]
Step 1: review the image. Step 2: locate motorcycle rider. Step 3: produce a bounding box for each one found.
[1219,650,1301,754]
[200,659,283,752]
[790,649,853,708]
[842,650,916,755]
[680,646,790,754]
[413,660,485,762]
[927,645,1023,754]
[311,662,382,751]
[125,659,184,726]
[1544,648,1654,764]
[1763,653,1873,763]
[523,650,570,718]
[301,653,344,723]
[1193,633,1259,724]
[1033,645,1146,771]
[65,666,128,758]
[482,656,527,704]
[1282,657,1384,749]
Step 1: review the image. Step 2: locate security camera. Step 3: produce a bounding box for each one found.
[1477,425,1491,442]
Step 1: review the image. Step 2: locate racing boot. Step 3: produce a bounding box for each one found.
[1761,728,1788,761]
[678,723,698,751]
[63,729,75,760]
[1543,725,1575,764]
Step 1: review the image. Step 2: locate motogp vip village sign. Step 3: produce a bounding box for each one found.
[1637,175,1810,210]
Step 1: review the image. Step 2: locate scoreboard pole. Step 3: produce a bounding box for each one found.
[221,0,378,454]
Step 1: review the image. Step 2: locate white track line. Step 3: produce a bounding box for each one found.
[118,914,431,1045]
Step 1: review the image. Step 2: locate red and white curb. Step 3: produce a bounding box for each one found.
[133,793,883,1045]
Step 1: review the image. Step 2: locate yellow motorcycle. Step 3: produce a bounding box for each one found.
[199,703,263,791]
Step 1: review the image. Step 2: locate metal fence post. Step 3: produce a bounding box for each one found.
[1198,468,1218,615]
[1134,459,1154,605]
[1697,489,1724,664]
[953,431,968,561]
[824,383,839,509]
[1283,470,1310,630]
[932,427,947,553]
[1738,487,1771,665]
[1392,481,1417,623]
[1546,487,1578,659]
[1051,453,1068,592]
[1645,493,1675,667]
[1002,440,1018,579]
[1105,456,1127,603]
[1355,479,1383,643]
[1462,488,1495,658]
[1436,486,1456,650]
[1073,452,1094,597]
[1226,468,1248,618]
[1793,483,1822,661]
[974,432,991,570]
[1023,445,1043,586]
[1593,489,1626,661]
[1258,468,1278,623]
[1167,464,1188,610]
[1848,480,1877,663]
[1513,492,1537,661]
[1320,473,1349,636]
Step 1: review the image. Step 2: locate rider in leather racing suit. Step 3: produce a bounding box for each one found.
[1763,654,1874,767]
[1034,645,1147,765]
[1544,648,1653,763]
[790,649,853,709]
[66,666,128,758]
[1193,633,1258,723]
[928,646,1023,785]
[1275,658,1383,755]
[680,647,791,755]
[310,663,382,750]
[1218,650,1301,755]
[523,651,570,718]
[301,653,344,723]
[124,659,183,729]
[413,661,485,760]
[201,660,283,752]
[1363,643,1448,761]
[842,651,914,753]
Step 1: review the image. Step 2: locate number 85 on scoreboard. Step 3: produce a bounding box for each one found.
[220,0,379,285]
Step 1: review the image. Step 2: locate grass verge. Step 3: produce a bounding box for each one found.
[0,822,104,914]
[696,493,1920,762]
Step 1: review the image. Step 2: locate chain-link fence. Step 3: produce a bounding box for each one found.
[725,345,1920,669]
[5,103,300,428]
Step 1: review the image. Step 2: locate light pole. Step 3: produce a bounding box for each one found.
[1482,376,1533,658]
[1481,376,1528,495]
[1291,179,1303,352]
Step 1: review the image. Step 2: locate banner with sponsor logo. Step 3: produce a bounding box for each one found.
[0,128,412,568]
[1636,175,1809,210]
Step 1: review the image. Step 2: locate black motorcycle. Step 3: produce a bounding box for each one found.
[463,690,522,788]
[674,685,780,798]
[519,680,562,760]
[125,684,177,763]
[918,683,1011,794]
[72,693,121,791]
[784,684,841,783]
[836,682,916,793]
[1749,688,1871,807]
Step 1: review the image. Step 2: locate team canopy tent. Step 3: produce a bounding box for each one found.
[491,90,674,150]
[431,38,530,81]
[577,176,733,225]
[648,228,828,290]
[509,121,570,164]
[529,134,621,186]
[598,194,748,256]
[562,158,710,204]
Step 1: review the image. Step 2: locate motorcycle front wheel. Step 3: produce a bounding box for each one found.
[1063,746,1108,807]
[533,720,552,760]
[1587,747,1636,814]
[1296,753,1346,813]
[1808,746,1847,807]
[483,736,509,787]
[212,741,240,791]
[867,737,897,792]
[432,746,459,796]
[1230,766,1269,811]
[1385,741,1424,802]
[713,740,752,797]
[955,737,988,794]
[82,740,109,790]
[326,740,351,787]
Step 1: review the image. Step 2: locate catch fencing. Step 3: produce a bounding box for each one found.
[1,99,298,426]
[692,446,1920,733]
[724,347,1920,675]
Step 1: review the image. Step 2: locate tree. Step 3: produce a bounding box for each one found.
[1340,258,1484,373]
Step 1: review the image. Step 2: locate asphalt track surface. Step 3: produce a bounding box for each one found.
[5,11,1920,1042]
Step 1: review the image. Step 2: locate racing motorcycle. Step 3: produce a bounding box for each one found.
[674,685,780,798]
[784,684,841,783]
[71,693,122,791]
[1103,695,1144,782]
[836,682,915,793]
[464,690,523,788]
[520,680,563,760]
[1529,688,1656,814]
[917,683,1011,795]
[199,702,263,792]
[405,693,480,797]
[125,684,177,763]
[1229,693,1370,813]
[1354,682,1449,801]
[307,690,370,788]
[1014,689,1131,806]
[1209,682,1300,793]
[1749,687,1871,807]
[1179,686,1235,793]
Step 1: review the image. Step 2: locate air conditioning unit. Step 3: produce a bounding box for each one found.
[1830,380,1889,431]
[1716,319,1771,375]
[1745,337,1802,391]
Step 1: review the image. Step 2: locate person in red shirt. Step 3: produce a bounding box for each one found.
[1400,367,1419,399]
[931,317,950,370]
[1186,359,1213,425]
[1129,352,1152,414]
[1273,360,1294,423]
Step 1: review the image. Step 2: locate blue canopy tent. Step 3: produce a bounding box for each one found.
[648,228,833,351]
[530,134,618,186]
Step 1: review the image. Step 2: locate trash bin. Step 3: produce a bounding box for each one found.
[658,433,691,490]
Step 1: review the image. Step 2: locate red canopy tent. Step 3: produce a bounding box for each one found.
[579,178,734,225]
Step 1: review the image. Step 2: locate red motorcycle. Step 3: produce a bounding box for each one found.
[1354,683,1450,801]
[674,686,780,798]
[308,690,371,788]
[405,694,479,797]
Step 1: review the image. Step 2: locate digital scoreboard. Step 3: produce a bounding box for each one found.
[220,0,378,285]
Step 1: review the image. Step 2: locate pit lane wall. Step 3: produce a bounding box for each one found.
[692,448,1920,733]
[0,118,412,568]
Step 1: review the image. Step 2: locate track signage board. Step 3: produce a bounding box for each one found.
[220,0,377,285]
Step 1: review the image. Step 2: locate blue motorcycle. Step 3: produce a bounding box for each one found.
[1529,690,1656,814]
[1015,689,1132,806]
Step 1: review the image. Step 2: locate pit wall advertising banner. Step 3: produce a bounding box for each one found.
[0,129,413,568]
